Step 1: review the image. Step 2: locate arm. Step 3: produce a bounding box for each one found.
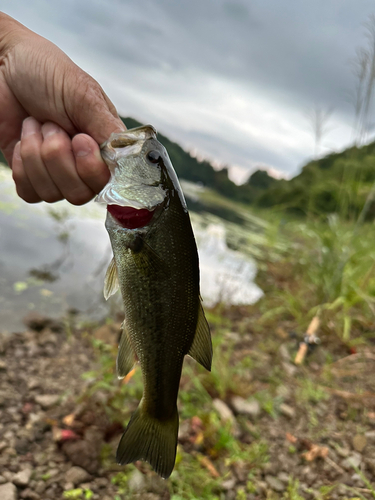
[0,12,125,204]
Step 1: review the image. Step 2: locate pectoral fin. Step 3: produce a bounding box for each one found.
[116,323,137,379]
[188,302,212,371]
[103,257,120,300]
[131,238,170,279]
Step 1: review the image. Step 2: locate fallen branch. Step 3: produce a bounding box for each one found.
[196,454,220,478]
[323,387,375,401]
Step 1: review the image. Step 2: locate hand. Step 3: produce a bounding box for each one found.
[0,13,126,205]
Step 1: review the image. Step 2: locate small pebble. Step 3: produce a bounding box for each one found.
[65,466,91,486]
[279,403,295,419]
[352,434,366,452]
[265,475,285,492]
[34,394,60,409]
[230,396,260,418]
[13,467,32,487]
[212,399,234,422]
[128,469,145,492]
[0,483,17,500]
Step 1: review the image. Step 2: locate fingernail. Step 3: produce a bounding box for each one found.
[42,123,61,139]
[22,117,39,138]
[74,140,92,158]
[13,141,21,160]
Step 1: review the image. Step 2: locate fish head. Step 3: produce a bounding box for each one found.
[96,125,186,229]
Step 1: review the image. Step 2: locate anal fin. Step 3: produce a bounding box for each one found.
[104,257,120,300]
[188,302,212,371]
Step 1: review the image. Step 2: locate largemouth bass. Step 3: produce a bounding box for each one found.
[96,125,212,479]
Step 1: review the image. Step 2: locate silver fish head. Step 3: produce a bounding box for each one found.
[96,125,186,212]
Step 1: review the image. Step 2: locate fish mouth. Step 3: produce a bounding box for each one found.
[96,124,165,210]
[100,125,157,162]
[107,205,155,229]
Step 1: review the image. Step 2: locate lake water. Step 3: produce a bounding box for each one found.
[0,166,262,333]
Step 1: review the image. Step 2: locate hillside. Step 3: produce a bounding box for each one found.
[3,117,375,220]
[254,142,375,219]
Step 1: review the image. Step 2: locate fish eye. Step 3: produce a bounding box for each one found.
[146,150,161,164]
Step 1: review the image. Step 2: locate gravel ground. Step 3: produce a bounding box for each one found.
[1,312,375,499]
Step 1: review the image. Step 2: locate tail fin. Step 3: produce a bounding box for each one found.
[116,401,179,479]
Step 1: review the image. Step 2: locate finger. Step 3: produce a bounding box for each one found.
[41,122,95,205]
[0,71,28,166]
[66,73,126,144]
[72,134,110,194]
[11,141,41,203]
[20,117,63,203]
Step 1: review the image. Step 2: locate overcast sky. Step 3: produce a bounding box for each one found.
[2,0,375,183]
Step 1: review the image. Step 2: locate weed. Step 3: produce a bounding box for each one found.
[297,378,329,404]
[63,490,94,500]
[283,478,304,500]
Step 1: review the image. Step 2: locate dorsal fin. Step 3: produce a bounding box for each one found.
[103,257,120,300]
[187,302,212,371]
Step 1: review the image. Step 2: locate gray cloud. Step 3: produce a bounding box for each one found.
[2,0,375,180]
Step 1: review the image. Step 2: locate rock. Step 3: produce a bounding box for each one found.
[366,457,375,475]
[2,471,14,482]
[23,313,51,332]
[255,480,268,494]
[95,478,108,488]
[46,469,59,478]
[62,439,101,474]
[0,483,17,500]
[20,489,39,499]
[34,481,46,495]
[80,483,93,491]
[279,344,290,361]
[265,475,285,492]
[15,438,30,455]
[37,329,58,346]
[34,394,60,409]
[65,466,91,486]
[282,361,297,376]
[64,483,74,491]
[279,403,295,419]
[341,453,361,470]
[128,469,145,492]
[336,446,350,458]
[224,331,241,342]
[178,420,191,441]
[13,468,32,487]
[351,473,365,487]
[230,396,260,418]
[277,471,290,484]
[0,359,6,370]
[212,399,234,422]
[276,384,291,398]
[222,478,236,490]
[262,462,278,475]
[352,434,366,452]
[0,476,6,484]
[365,430,375,441]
